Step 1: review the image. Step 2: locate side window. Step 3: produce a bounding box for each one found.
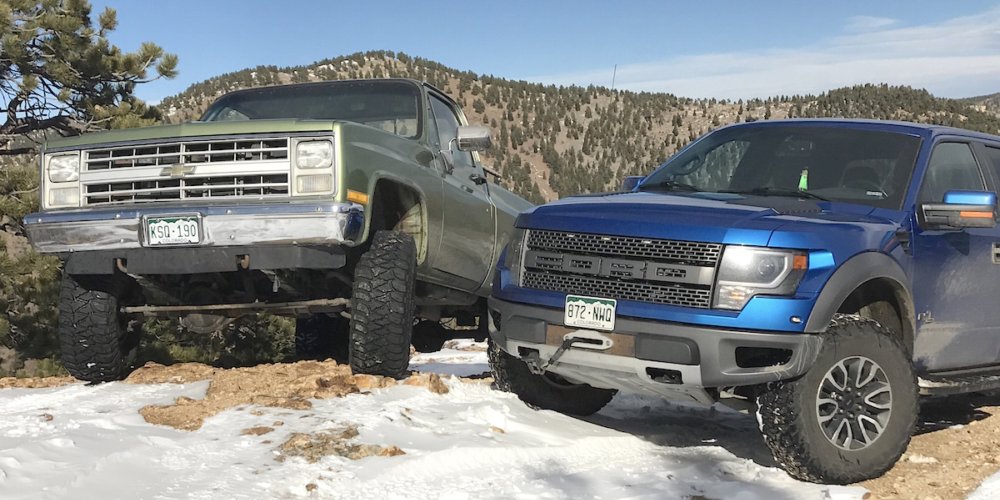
[429,96,475,170]
[918,142,984,203]
[986,145,1000,183]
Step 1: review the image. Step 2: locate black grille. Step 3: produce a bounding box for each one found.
[521,229,720,309]
[523,272,713,309]
[527,229,722,265]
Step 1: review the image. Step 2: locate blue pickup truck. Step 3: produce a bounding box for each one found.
[488,119,1000,483]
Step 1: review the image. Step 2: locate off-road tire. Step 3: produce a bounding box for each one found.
[295,314,350,363]
[58,273,138,383]
[756,314,917,484]
[349,230,416,378]
[488,338,616,416]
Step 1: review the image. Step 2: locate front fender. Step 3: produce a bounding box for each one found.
[804,252,914,337]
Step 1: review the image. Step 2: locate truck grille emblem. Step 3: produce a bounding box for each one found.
[162,164,196,178]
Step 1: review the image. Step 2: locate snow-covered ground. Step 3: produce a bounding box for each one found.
[0,340,869,499]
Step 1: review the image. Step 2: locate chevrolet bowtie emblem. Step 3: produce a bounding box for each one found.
[162,164,195,178]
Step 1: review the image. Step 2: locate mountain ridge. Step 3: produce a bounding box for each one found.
[158,50,1000,203]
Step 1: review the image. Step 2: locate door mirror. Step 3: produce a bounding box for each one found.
[622,176,644,191]
[920,190,997,229]
[457,126,492,152]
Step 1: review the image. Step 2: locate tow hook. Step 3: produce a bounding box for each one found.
[524,338,576,375]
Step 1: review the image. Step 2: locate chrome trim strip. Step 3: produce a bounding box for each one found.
[24,202,363,253]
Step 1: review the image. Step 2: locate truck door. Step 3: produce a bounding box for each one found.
[426,93,496,290]
[911,140,1000,371]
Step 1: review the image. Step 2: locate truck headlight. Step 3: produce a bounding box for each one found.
[504,228,528,285]
[295,140,333,169]
[714,246,807,310]
[47,153,81,182]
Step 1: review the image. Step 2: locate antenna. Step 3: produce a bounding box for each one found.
[611,64,617,90]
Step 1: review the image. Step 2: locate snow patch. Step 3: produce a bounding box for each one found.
[0,345,867,499]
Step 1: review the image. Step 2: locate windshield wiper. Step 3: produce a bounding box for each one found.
[638,180,702,192]
[720,187,829,201]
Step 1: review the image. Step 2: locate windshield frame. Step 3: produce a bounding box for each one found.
[640,122,924,210]
[200,79,424,140]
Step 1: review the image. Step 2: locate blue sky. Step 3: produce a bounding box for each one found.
[91,0,1000,102]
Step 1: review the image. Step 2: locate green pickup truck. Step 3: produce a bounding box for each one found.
[24,78,532,382]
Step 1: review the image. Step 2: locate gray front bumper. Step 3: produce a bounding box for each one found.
[24,201,364,254]
[489,297,823,404]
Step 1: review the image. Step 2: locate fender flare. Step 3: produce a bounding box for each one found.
[804,252,915,343]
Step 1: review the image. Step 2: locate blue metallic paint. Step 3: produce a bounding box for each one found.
[495,119,1000,374]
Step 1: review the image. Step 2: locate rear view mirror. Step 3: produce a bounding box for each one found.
[920,190,997,229]
[457,126,492,152]
[622,176,644,191]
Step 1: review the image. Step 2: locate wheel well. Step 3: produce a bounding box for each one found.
[836,278,914,353]
[369,179,427,263]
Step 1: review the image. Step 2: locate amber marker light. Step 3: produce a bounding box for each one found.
[792,254,809,270]
[959,210,993,218]
[347,190,369,205]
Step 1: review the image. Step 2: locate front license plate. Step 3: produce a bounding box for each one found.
[145,216,201,246]
[564,295,616,331]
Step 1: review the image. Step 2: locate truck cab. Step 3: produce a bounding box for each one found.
[489,119,1000,484]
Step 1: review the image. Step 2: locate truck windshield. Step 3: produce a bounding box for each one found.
[640,125,922,209]
[200,80,422,139]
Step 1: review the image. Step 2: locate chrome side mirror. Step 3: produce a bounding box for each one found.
[457,126,492,152]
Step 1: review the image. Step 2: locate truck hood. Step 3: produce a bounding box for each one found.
[45,119,339,151]
[518,191,904,249]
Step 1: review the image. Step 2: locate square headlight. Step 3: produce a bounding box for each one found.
[296,140,333,169]
[47,153,81,183]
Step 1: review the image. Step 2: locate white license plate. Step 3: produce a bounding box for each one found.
[564,295,616,331]
[145,216,201,246]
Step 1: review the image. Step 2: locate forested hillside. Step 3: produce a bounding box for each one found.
[160,50,1000,203]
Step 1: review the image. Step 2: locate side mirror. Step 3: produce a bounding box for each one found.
[457,126,492,152]
[920,190,997,229]
[622,176,644,191]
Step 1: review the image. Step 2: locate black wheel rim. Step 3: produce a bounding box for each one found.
[815,355,892,451]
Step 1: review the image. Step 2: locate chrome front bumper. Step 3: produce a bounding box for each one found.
[24,202,364,254]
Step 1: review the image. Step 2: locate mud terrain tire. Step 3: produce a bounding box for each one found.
[295,314,350,363]
[756,314,917,484]
[58,273,137,383]
[489,338,616,416]
[349,230,416,378]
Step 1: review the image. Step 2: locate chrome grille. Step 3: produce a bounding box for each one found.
[521,229,721,309]
[79,136,295,206]
[523,272,713,309]
[84,174,289,205]
[85,138,289,170]
[527,229,722,265]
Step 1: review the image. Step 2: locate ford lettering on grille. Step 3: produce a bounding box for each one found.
[521,230,721,309]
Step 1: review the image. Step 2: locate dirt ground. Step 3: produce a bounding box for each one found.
[6,363,1000,497]
[860,392,1000,499]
